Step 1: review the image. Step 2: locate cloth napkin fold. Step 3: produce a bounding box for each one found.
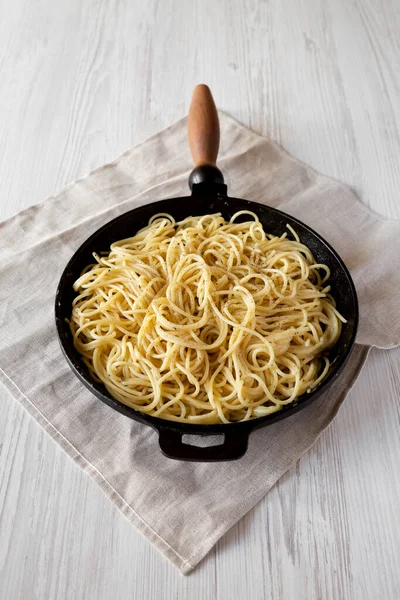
[0,113,399,574]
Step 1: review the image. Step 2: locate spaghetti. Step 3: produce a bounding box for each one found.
[69,211,345,424]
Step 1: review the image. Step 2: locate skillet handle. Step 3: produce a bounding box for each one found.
[188,84,220,168]
[188,84,225,190]
[157,427,250,462]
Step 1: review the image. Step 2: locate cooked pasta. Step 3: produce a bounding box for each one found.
[69,211,345,424]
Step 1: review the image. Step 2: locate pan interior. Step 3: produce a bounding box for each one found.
[55,194,358,431]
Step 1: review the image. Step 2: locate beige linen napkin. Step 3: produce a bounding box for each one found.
[0,113,399,574]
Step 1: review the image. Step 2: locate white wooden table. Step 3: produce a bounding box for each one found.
[0,1,399,598]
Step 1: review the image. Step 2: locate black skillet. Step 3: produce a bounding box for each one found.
[55,85,358,462]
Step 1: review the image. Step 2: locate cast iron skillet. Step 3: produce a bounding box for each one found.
[55,85,358,462]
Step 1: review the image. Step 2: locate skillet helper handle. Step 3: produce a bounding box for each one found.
[157,428,249,462]
[188,84,225,190]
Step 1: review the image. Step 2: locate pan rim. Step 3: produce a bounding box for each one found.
[55,195,359,435]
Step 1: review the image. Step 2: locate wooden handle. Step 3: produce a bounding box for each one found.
[188,84,220,168]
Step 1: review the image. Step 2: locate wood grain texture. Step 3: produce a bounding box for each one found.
[188,84,221,167]
[0,0,399,598]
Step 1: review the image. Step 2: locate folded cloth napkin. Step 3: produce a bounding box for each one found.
[0,113,399,574]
